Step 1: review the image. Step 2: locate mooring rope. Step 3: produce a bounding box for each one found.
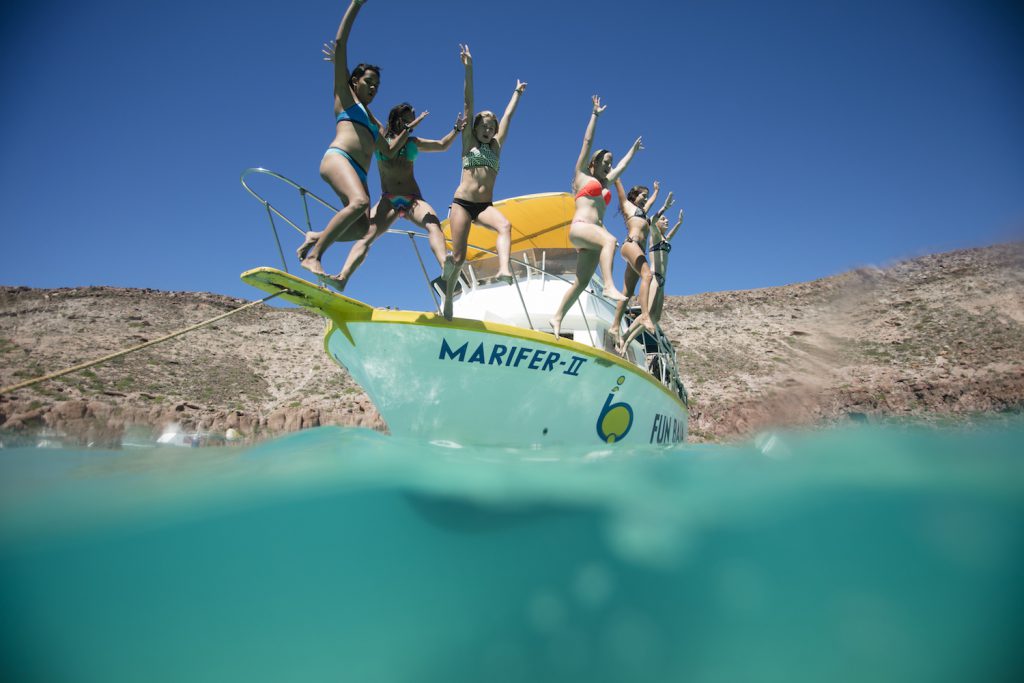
[0,292,282,395]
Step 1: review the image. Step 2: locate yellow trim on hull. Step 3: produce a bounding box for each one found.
[242,266,689,412]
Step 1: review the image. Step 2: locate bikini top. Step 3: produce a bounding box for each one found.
[336,102,379,142]
[463,142,500,172]
[650,240,672,253]
[575,178,612,206]
[375,138,419,163]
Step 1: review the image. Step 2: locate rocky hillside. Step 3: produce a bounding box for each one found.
[1,243,1022,445]
[668,243,1024,439]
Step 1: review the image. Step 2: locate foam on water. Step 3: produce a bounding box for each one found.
[1,423,1022,682]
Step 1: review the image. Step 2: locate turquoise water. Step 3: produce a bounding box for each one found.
[1,423,1022,682]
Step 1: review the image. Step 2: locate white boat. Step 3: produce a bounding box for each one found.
[241,169,689,447]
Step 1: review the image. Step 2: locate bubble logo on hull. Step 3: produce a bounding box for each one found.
[596,376,634,443]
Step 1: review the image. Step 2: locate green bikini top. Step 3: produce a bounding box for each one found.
[376,138,419,163]
[462,142,500,172]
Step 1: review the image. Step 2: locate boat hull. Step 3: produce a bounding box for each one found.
[242,267,687,447]
[325,318,687,447]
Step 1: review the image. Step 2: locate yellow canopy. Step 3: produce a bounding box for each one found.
[441,192,575,262]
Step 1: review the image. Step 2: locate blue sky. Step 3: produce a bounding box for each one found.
[1,0,1021,310]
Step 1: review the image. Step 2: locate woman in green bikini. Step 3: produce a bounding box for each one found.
[441,43,526,320]
[369,104,467,287]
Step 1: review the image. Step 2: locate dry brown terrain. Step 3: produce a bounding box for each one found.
[1,243,1022,445]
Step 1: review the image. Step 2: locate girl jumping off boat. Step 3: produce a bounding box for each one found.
[618,205,684,353]
[607,178,665,342]
[549,96,640,339]
[372,104,467,289]
[297,0,384,291]
[318,41,469,289]
[441,43,526,320]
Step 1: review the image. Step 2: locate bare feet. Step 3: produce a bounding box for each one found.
[637,314,656,333]
[296,232,318,261]
[608,326,622,348]
[615,338,628,357]
[442,254,458,282]
[300,255,327,278]
[603,287,628,302]
[549,317,562,339]
[321,273,347,293]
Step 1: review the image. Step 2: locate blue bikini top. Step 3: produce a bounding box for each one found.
[336,102,379,141]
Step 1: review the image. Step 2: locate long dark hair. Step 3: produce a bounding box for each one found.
[627,185,649,204]
[386,102,414,138]
[348,63,381,89]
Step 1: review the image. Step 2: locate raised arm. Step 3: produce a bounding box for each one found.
[332,0,367,109]
[459,44,475,150]
[613,178,631,215]
[417,113,468,152]
[666,208,685,241]
[607,137,643,183]
[651,191,674,222]
[644,181,660,213]
[576,96,606,174]
[495,80,526,147]
[377,111,428,158]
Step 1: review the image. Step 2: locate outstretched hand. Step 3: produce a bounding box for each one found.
[652,180,660,192]
[632,136,644,152]
[322,41,336,62]
[459,43,472,67]
[677,208,685,224]
[453,112,467,131]
[592,95,606,116]
[664,191,674,209]
[408,111,429,130]
[515,80,527,94]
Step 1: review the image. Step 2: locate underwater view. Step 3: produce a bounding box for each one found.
[1,422,1022,682]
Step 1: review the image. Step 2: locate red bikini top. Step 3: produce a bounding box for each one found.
[575,178,611,206]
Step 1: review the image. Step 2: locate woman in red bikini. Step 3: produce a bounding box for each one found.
[549,96,642,339]
[441,43,526,320]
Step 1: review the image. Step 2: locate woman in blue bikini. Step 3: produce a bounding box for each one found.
[441,43,526,320]
[297,0,384,290]
[315,40,468,289]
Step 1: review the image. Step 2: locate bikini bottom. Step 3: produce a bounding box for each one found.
[451,197,492,221]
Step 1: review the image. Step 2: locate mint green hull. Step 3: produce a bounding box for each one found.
[326,320,687,448]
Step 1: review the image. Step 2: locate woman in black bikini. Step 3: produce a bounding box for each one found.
[442,43,526,320]
[609,179,671,343]
[618,206,685,353]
